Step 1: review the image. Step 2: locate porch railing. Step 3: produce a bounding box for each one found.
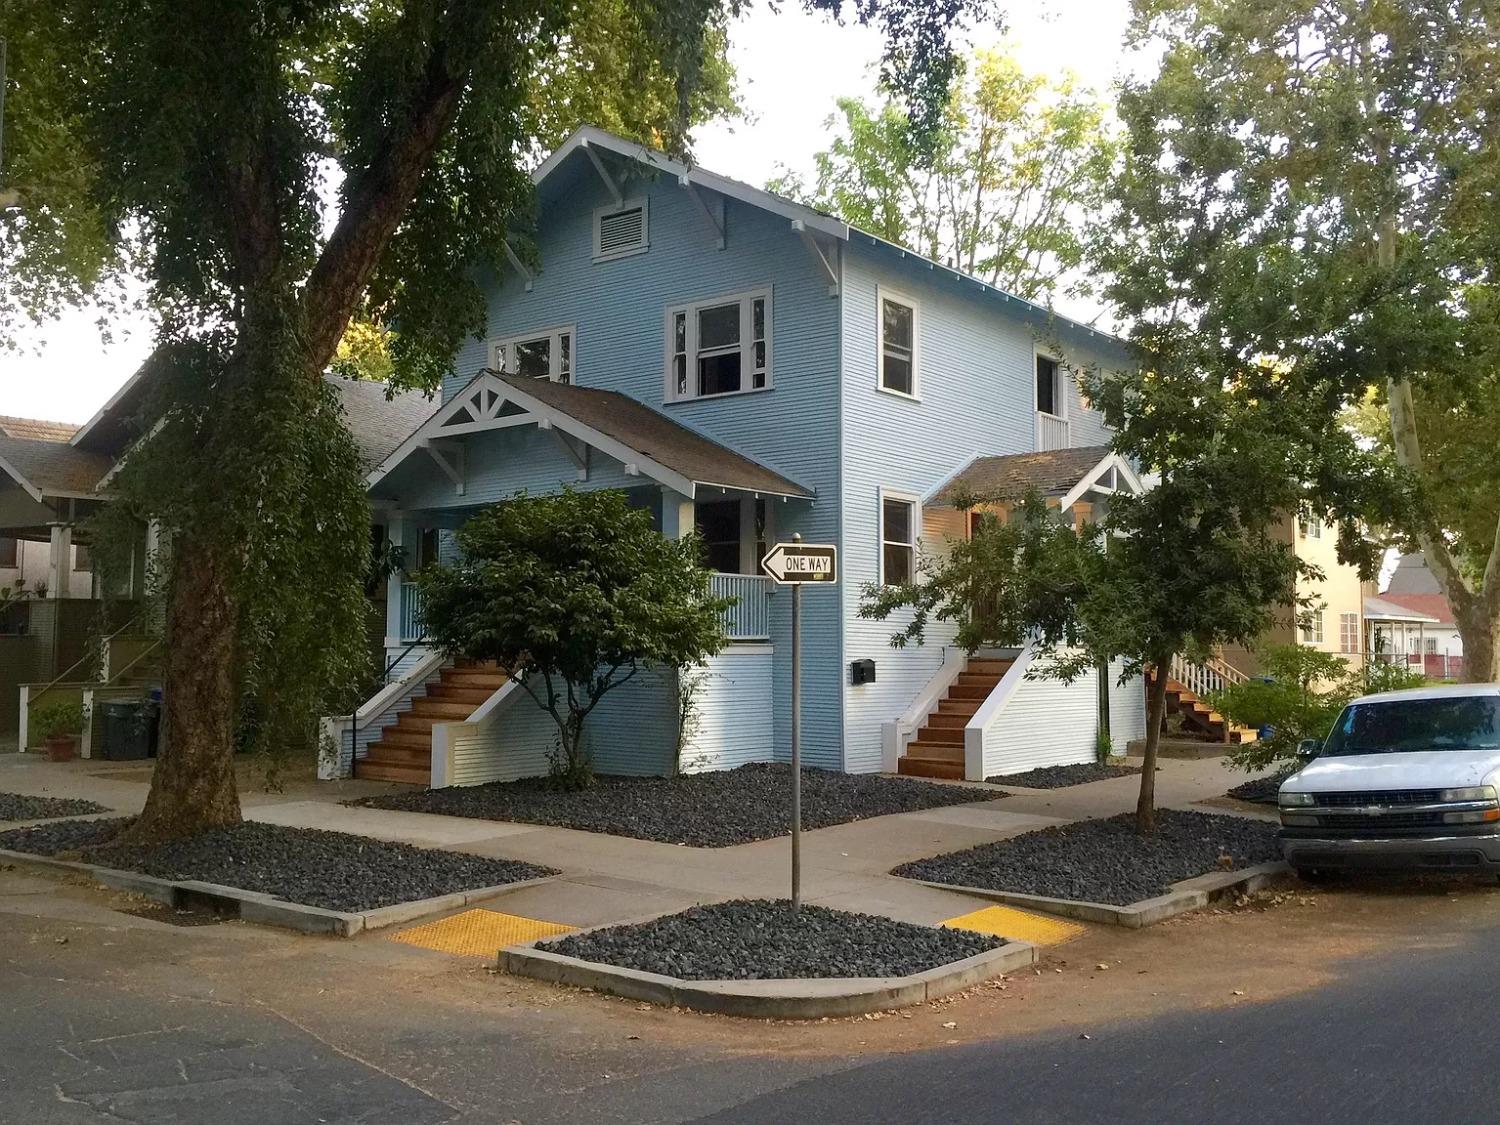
[711,573,772,641]
[1168,653,1248,698]
[399,581,425,643]
[1036,412,1070,451]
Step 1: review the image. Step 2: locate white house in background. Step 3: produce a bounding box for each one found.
[1368,551,1465,679]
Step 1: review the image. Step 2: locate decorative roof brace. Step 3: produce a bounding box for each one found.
[790,220,838,296]
[582,139,624,207]
[502,241,534,293]
[679,176,725,250]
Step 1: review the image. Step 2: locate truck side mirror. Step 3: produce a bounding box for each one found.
[1296,738,1321,760]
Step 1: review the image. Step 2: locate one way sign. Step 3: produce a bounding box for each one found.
[760,542,838,585]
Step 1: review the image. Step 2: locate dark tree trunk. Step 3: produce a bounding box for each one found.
[1138,655,1172,834]
[1453,602,1500,683]
[111,535,242,845]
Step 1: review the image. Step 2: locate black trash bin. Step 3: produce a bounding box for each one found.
[101,701,155,761]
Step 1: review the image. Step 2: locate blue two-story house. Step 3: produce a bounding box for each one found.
[322,126,1150,788]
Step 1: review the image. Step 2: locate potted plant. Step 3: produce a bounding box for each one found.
[32,701,86,762]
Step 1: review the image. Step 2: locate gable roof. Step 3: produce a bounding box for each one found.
[1363,594,1442,624]
[371,371,814,501]
[533,127,1128,357]
[1386,551,1443,595]
[930,445,1126,507]
[0,415,79,443]
[0,433,114,500]
[325,376,439,471]
[1378,592,1455,626]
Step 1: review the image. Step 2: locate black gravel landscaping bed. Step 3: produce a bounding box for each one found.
[0,817,555,913]
[0,792,108,822]
[1227,768,1298,805]
[985,763,1142,789]
[544,899,1002,981]
[893,808,1282,907]
[351,762,1000,847]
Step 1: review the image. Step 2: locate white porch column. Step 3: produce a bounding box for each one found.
[660,490,695,541]
[383,512,408,648]
[47,523,72,599]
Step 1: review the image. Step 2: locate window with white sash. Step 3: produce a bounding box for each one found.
[665,288,770,401]
[489,327,573,383]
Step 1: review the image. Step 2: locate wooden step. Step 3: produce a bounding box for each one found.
[363,743,432,766]
[373,728,431,749]
[903,741,964,762]
[353,761,430,785]
[915,725,964,746]
[937,698,982,717]
[948,681,997,700]
[407,699,476,719]
[965,658,1013,676]
[898,756,965,780]
[391,714,442,733]
[926,712,969,729]
[424,684,498,704]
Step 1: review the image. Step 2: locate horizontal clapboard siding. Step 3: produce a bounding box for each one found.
[979,670,1100,777]
[681,647,775,772]
[1108,661,1147,749]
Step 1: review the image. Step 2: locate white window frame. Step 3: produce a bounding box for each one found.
[1034,348,1067,420]
[1339,612,1359,654]
[663,286,772,403]
[1301,608,1325,645]
[593,196,649,262]
[879,488,921,587]
[1299,512,1323,539]
[876,287,920,400]
[488,325,575,383]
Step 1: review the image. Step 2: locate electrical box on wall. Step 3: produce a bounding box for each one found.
[850,658,876,685]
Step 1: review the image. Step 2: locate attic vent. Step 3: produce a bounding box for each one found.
[594,198,648,261]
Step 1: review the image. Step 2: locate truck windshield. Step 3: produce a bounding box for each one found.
[1322,696,1500,756]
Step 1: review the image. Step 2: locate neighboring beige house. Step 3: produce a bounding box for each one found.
[1222,512,1371,676]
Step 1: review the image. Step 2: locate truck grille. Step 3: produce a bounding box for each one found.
[1312,790,1444,807]
[1311,810,1448,832]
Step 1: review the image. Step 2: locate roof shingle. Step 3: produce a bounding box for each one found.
[931,446,1114,506]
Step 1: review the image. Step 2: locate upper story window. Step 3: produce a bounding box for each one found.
[881,492,918,586]
[594,198,649,261]
[490,327,573,383]
[1298,512,1323,539]
[1339,612,1359,654]
[1301,608,1325,644]
[1036,354,1062,417]
[665,288,770,402]
[878,291,918,397]
[0,537,16,568]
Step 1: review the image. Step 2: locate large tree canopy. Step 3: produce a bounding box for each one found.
[771,48,1116,305]
[0,0,993,842]
[1101,0,1500,679]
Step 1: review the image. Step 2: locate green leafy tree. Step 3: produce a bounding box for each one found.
[1212,643,1426,772]
[1,0,987,843]
[771,48,1116,304]
[417,490,730,788]
[1102,0,1500,681]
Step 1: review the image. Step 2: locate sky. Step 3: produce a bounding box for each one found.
[0,0,1136,427]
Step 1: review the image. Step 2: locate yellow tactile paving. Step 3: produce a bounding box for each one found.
[389,908,574,958]
[941,905,1086,946]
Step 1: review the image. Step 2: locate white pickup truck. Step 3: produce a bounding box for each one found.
[1279,684,1500,878]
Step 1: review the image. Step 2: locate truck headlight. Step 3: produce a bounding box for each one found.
[1440,785,1498,803]
[1443,808,1500,825]
[1279,791,1315,808]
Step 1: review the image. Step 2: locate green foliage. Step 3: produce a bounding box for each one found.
[1213,645,1427,771]
[1103,0,1500,672]
[1094,726,1114,765]
[32,700,86,740]
[772,48,1116,304]
[418,490,731,787]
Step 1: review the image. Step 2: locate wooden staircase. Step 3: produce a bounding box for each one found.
[897,657,1013,780]
[1148,670,1257,744]
[353,661,509,785]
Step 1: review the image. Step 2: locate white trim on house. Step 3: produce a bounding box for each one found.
[878,487,921,587]
[1033,345,1067,418]
[367,372,704,499]
[876,286,921,400]
[1055,451,1145,513]
[663,286,773,404]
[592,196,649,262]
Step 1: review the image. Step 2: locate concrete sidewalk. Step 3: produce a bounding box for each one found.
[0,749,1276,934]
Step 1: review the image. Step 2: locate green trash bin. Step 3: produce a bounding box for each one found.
[101,701,153,761]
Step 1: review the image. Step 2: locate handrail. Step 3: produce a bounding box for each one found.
[104,639,161,688]
[351,633,429,755]
[29,612,143,709]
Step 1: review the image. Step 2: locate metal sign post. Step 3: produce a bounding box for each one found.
[761,534,838,913]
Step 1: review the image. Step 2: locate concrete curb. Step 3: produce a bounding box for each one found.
[498,937,1037,1019]
[0,847,557,937]
[902,861,1293,929]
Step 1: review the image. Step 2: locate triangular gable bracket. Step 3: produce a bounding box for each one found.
[1057,453,1145,514]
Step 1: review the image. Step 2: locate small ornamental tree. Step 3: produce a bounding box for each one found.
[417,490,731,788]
